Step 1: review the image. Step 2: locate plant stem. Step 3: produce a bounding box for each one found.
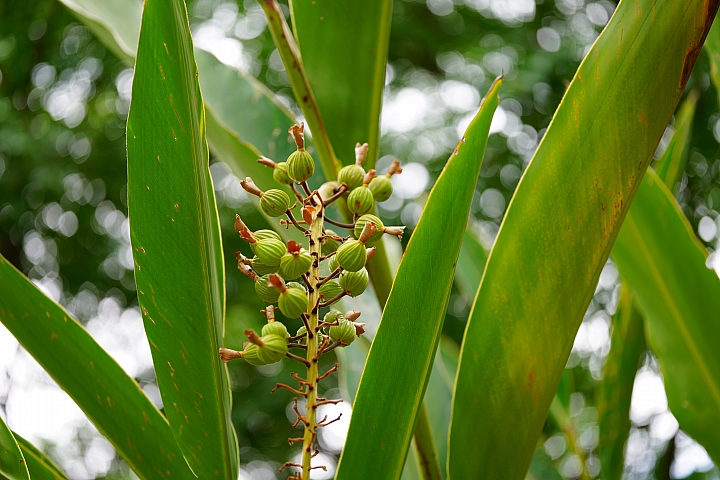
[411,403,443,480]
[258,0,342,181]
[301,201,324,480]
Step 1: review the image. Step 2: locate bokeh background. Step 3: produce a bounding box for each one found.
[1,0,720,478]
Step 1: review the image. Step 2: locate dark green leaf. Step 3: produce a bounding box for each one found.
[336,77,501,480]
[13,433,69,480]
[0,414,28,480]
[448,1,717,477]
[126,0,236,476]
[654,90,698,188]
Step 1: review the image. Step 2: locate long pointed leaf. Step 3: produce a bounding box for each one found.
[654,90,698,188]
[0,413,28,480]
[0,256,194,480]
[126,0,236,476]
[335,77,501,480]
[448,1,718,478]
[13,434,69,480]
[290,0,393,168]
[705,13,720,106]
[612,169,720,463]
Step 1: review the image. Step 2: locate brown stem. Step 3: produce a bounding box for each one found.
[289,124,305,150]
[285,352,311,367]
[322,183,349,206]
[285,210,309,233]
[317,266,342,286]
[324,216,355,229]
[320,291,346,308]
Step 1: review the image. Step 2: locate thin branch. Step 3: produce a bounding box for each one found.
[324,216,355,229]
[320,291,346,308]
[285,210,309,233]
[285,352,311,367]
[322,183,348,206]
[317,266,342,286]
[321,340,342,355]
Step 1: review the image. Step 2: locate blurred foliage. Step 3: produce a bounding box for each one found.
[2,0,720,478]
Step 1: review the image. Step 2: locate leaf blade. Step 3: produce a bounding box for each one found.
[335,77,501,480]
[0,256,194,480]
[126,0,236,476]
[290,0,393,168]
[13,433,70,480]
[0,412,29,480]
[448,1,717,478]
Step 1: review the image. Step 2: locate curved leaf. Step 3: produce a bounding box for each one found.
[705,13,720,105]
[448,1,718,478]
[0,256,193,480]
[335,77,501,480]
[290,0,393,168]
[126,0,236,477]
[0,414,28,480]
[612,169,720,463]
[13,434,69,480]
[654,90,698,188]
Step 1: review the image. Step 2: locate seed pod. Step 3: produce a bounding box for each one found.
[324,309,344,324]
[254,238,286,266]
[329,318,357,345]
[336,240,367,272]
[278,286,308,318]
[255,275,281,303]
[347,186,374,215]
[251,255,279,275]
[279,240,312,279]
[354,214,384,245]
[287,149,315,182]
[287,281,306,291]
[257,334,288,364]
[339,268,369,297]
[249,229,282,254]
[328,253,340,272]
[241,343,264,366]
[368,175,393,202]
[260,189,290,217]
[296,325,307,343]
[273,161,293,185]
[338,164,365,191]
[262,321,289,339]
[321,229,340,255]
[319,281,343,302]
[318,182,340,202]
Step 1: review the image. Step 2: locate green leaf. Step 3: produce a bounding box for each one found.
[596,289,646,480]
[336,77,501,480]
[126,0,237,477]
[611,169,720,463]
[454,224,488,299]
[654,90,698,188]
[0,256,194,480]
[0,413,29,480]
[290,0,393,169]
[705,12,720,106]
[448,1,717,477]
[13,434,69,480]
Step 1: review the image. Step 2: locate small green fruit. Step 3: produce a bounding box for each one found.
[279,247,312,279]
[260,189,290,217]
[328,253,340,271]
[347,186,374,215]
[254,238,286,266]
[287,281,306,291]
[262,321,289,339]
[329,318,356,345]
[252,255,279,275]
[296,325,307,343]
[273,162,293,185]
[318,182,340,202]
[354,214,384,245]
[250,230,282,254]
[242,343,264,366]
[336,240,367,272]
[255,275,281,303]
[287,149,315,182]
[339,268,369,297]
[368,175,393,202]
[278,286,307,318]
[257,334,288,364]
[338,164,365,191]
[321,229,340,255]
[319,281,343,302]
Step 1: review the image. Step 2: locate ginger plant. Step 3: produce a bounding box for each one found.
[218,124,404,480]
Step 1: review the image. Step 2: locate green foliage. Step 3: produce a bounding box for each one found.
[0,414,29,480]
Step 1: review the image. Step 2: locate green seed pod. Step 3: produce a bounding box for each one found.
[254,238,286,266]
[249,230,282,254]
[278,286,308,318]
[347,186,374,215]
[255,275,281,303]
[262,321,289,339]
[318,181,340,202]
[242,343,265,366]
[321,229,340,255]
[273,162,293,185]
[339,268,369,297]
[279,248,312,279]
[257,334,288,364]
[319,281,343,302]
[329,318,356,345]
[260,189,290,217]
[287,281,306,292]
[338,164,365,191]
[354,214,384,245]
[324,310,344,324]
[368,175,393,202]
[327,254,340,272]
[296,325,307,342]
[336,240,367,272]
[287,149,315,182]
[251,255,279,275]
